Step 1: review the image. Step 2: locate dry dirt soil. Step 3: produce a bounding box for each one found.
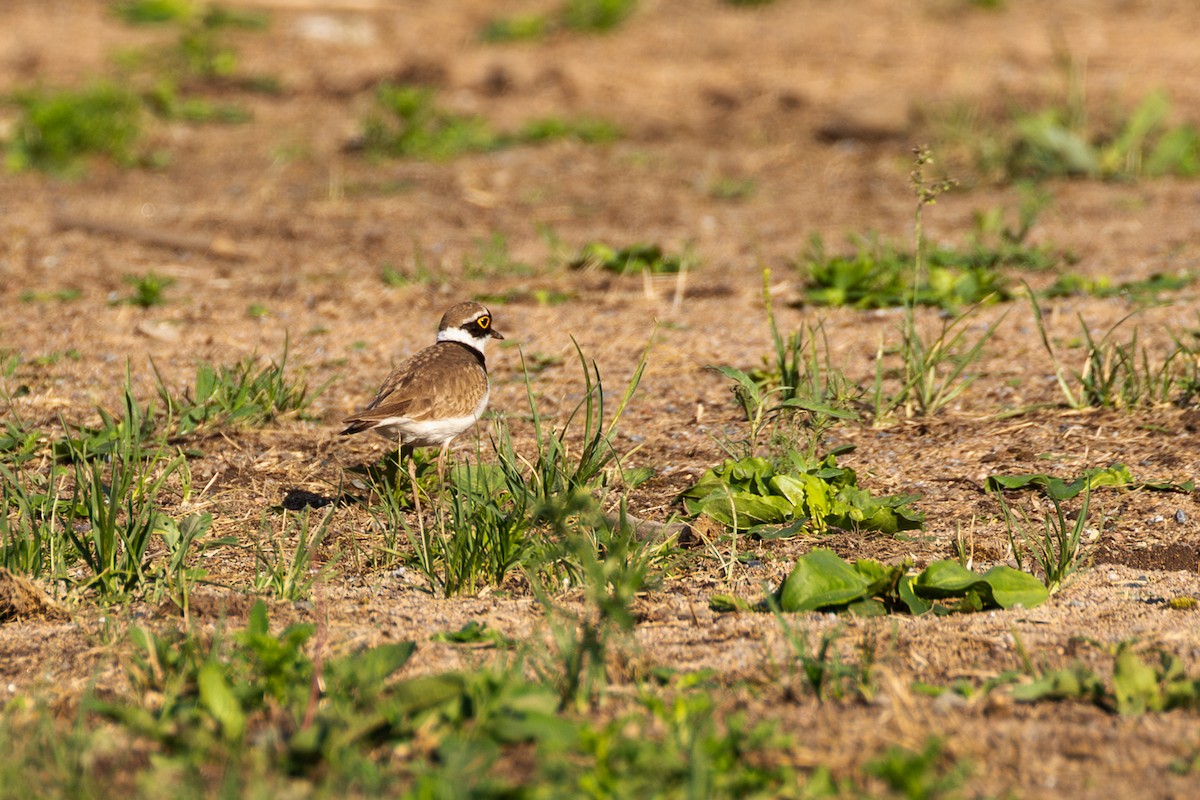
[3,1,1200,797]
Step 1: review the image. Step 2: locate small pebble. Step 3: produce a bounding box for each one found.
[1175,509,1188,524]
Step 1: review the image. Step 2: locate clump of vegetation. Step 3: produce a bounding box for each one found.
[680,450,924,536]
[1010,641,1200,716]
[796,191,1064,311]
[121,272,175,308]
[569,241,690,275]
[482,0,636,42]
[943,86,1200,182]
[154,345,320,435]
[1029,294,1200,410]
[715,547,1048,615]
[988,463,1191,593]
[5,83,143,174]
[360,83,620,160]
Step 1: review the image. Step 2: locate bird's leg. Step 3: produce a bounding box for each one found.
[436,440,452,485]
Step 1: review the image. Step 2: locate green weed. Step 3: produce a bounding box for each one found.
[463,233,535,279]
[121,272,175,308]
[1028,293,1199,409]
[570,241,689,275]
[252,507,335,601]
[866,737,969,800]
[153,343,319,436]
[1012,641,1200,716]
[6,83,143,174]
[765,547,1048,615]
[947,85,1200,182]
[772,619,875,702]
[1,387,199,598]
[681,451,924,537]
[18,288,82,303]
[482,0,635,41]
[361,83,620,161]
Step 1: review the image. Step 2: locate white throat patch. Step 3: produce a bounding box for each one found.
[437,326,488,352]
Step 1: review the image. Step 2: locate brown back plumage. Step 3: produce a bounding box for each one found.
[340,341,488,434]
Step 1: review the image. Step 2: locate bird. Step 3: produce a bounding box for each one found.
[341,301,504,496]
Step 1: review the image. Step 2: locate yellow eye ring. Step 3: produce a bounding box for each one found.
[478,316,490,329]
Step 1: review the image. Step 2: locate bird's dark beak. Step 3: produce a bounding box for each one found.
[490,329,505,340]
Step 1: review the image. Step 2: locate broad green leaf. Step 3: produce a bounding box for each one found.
[847,598,888,617]
[778,548,872,612]
[853,559,901,597]
[897,574,932,616]
[1012,664,1105,703]
[246,599,269,637]
[198,661,246,741]
[1114,646,1162,715]
[979,565,1049,609]
[327,641,416,689]
[710,594,754,613]
[913,560,1048,610]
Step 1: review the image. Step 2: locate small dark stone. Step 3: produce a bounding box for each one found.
[282,489,334,510]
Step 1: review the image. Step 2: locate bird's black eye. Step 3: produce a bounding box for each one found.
[477,315,490,330]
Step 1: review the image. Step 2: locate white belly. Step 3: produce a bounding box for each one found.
[370,388,489,448]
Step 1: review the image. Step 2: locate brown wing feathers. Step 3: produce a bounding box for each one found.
[340,342,486,435]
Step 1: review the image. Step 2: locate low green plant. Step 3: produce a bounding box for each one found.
[518,116,620,144]
[496,338,649,512]
[18,288,82,303]
[532,512,659,710]
[715,273,860,459]
[6,83,143,174]
[480,13,549,42]
[569,241,689,275]
[766,548,1048,615]
[463,233,535,279]
[1013,642,1200,716]
[866,737,969,800]
[122,272,175,308]
[153,343,320,435]
[252,507,335,601]
[986,465,1178,595]
[113,0,198,25]
[1028,294,1195,409]
[361,84,619,161]
[1041,270,1195,302]
[563,0,636,31]
[946,80,1200,182]
[64,421,191,598]
[799,233,1011,311]
[772,619,875,702]
[1,387,199,598]
[985,462,1193,499]
[481,0,635,41]
[681,450,924,536]
[869,148,1005,420]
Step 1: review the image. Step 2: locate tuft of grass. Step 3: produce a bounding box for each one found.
[252,507,335,601]
[1,386,197,599]
[153,342,320,436]
[995,486,1093,595]
[113,0,198,25]
[1028,292,1196,410]
[482,0,635,41]
[360,84,620,161]
[869,147,1004,420]
[562,0,636,31]
[772,620,875,702]
[943,84,1200,182]
[569,241,690,275]
[121,272,175,308]
[6,83,143,174]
